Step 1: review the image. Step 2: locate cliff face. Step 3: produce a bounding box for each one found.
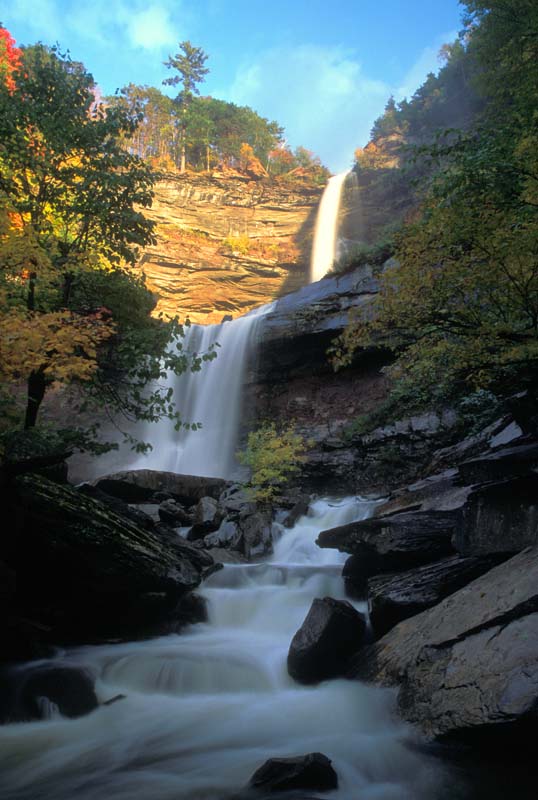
[138,173,322,324]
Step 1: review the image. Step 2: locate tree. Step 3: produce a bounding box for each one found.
[336,2,538,415]
[163,41,209,172]
[0,33,201,439]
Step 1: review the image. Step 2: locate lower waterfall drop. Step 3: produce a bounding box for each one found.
[0,497,448,800]
[130,303,271,478]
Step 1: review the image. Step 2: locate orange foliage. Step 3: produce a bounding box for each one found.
[0,26,21,93]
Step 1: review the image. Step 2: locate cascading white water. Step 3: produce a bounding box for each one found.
[130,303,271,478]
[0,498,448,800]
[310,171,349,283]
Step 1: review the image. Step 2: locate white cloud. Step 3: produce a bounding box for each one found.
[219,30,460,174]
[5,0,181,52]
[221,44,390,173]
[123,5,177,50]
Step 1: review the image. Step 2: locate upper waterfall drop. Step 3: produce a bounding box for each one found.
[310,170,349,283]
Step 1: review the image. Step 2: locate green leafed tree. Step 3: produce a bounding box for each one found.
[163,41,209,173]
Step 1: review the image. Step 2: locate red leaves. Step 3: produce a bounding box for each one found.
[0,26,22,93]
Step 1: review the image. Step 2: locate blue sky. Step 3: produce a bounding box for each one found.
[1,0,463,171]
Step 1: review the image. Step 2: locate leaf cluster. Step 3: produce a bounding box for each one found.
[237,422,309,504]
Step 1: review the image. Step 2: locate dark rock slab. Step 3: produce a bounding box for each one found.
[93,469,229,505]
[350,546,538,749]
[15,474,203,595]
[1,664,98,723]
[78,483,155,530]
[288,597,366,684]
[248,752,338,793]
[368,555,504,638]
[317,510,457,577]
[458,442,538,485]
[455,476,538,557]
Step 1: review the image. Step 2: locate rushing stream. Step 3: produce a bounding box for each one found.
[0,498,449,800]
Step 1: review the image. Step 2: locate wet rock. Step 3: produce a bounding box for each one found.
[191,496,221,535]
[218,484,254,517]
[457,442,538,484]
[350,546,538,749]
[1,664,98,723]
[368,555,504,638]
[93,469,229,505]
[288,597,366,684]
[235,510,273,559]
[158,498,194,526]
[248,752,338,793]
[317,510,457,574]
[283,497,310,528]
[203,520,241,549]
[455,476,538,557]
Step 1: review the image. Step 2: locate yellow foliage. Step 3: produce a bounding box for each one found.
[0,308,115,385]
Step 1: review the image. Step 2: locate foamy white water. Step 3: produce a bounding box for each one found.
[130,303,271,478]
[0,498,446,800]
[310,171,349,283]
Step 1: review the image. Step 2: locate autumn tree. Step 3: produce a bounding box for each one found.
[163,41,209,172]
[335,0,538,418]
[0,32,205,441]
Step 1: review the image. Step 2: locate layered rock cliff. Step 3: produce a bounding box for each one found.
[138,172,322,324]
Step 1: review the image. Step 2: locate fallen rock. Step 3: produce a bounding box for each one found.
[248,752,338,794]
[350,546,538,750]
[288,597,366,684]
[1,664,98,723]
[368,555,503,638]
[455,476,538,557]
[93,470,229,505]
[457,442,538,485]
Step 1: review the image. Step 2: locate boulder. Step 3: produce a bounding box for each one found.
[158,498,193,526]
[248,752,338,794]
[457,442,538,485]
[317,511,457,578]
[282,497,310,528]
[1,664,98,723]
[189,496,221,537]
[93,469,229,505]
[455,476,538,557]
[8,474,215,642]
[203,520,241,549]
[234,509,273,559]
[350,547,538,750]
[287,597,366,684]
[368,555,503,638]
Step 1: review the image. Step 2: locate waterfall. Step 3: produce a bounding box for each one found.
[130,303,271,478]
[126,169,350,478]
[0,498,448,800]
[310,171,349,283]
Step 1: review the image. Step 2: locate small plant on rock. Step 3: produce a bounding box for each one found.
[237,422,309,504]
